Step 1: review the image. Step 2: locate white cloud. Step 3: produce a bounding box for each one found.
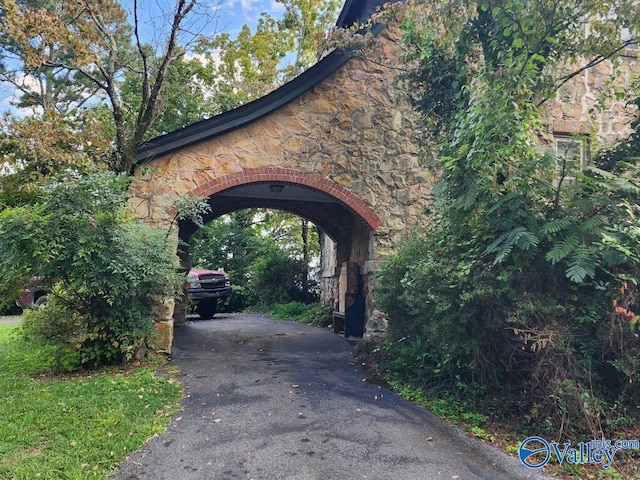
[268,0,285,13]
[220,0,281,24]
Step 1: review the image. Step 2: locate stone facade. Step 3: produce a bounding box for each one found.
[541,49,639,148]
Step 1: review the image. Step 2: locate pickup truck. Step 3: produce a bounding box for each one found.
[186,268,232,319]
[15,277,49,309]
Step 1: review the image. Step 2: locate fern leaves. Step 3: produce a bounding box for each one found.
[540,218,571,235]
[545,233,580,264]
[566,245,597,283]
[484,214,611,283]
[543,216,606,282]
[484,226,539,264]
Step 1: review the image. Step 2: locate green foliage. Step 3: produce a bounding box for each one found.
[0,172,182,370]
[189,210,320,310]
[379,0,640,439]
[251,248,317,306]
[268,301,332,326]
[193,0,340,107]
[0,302,20,315]
[383,377,488,429]
[190,211,278,311]
[224,284,255,313]
[119,55,224,141]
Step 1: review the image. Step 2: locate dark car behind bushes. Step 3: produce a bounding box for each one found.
[15,277,49,309]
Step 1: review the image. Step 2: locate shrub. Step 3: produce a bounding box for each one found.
[250,249,318,305]
[376,196,640,439]
[268,302,332,326]
[378,3,640,440]
[0,172,182,370]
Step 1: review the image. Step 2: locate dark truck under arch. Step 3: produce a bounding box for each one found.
[186,268,232,319]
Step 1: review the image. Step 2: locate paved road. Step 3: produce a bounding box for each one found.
[111,313,554,480]
[0,315,22,324]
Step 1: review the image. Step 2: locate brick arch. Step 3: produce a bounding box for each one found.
[190,167,382,230]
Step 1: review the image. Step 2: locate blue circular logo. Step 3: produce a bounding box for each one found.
[519,436,551,469]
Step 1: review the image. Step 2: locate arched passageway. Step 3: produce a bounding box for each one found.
[129,0,436,351]
[174,174,379,337]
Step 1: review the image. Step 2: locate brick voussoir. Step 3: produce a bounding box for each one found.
[186,166,381,230]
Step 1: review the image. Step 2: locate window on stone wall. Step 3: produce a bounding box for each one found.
[555,134,589,184]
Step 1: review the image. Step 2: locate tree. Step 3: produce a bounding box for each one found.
[118,53,224,139]
[0,0,217,173]
[278,0,341,78]
[0,172,183,370]
[0,0,341,174]
[0,108,114,208]
[194,14,294,106]
[191,211,271,276]
[255,209,320,295]
[374,0,640,438]
[0,0,109,115]
[194,0,340,107]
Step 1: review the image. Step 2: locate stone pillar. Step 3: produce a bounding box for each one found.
[152,319,175,354]
[362,260,388,338]
[172,298,188,326]
[149,297,176,354]
[319,233,338,309]
[173,244,191,326]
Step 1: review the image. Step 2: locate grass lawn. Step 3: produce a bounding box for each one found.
[0,323,183,480]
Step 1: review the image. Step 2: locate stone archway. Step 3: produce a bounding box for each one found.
[173,169,383,329]
[129,1,437,350]
[188,167,382,230]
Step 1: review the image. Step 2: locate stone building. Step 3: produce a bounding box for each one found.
[130,0,638,350]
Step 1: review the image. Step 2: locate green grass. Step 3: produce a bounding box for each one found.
[0,323,183,480]
[267,302,332,326]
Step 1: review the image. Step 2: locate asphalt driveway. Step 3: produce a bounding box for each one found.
[111,313,554,480]
[0,315,22,325]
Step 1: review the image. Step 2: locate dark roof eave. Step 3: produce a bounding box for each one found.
[134,50,351,166]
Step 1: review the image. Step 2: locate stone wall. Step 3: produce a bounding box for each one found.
[541,50,640,147]
[130,26,435,261]
[129,24,435,340]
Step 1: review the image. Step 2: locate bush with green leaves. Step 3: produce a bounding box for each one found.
[374,1,640,439]
[0,172,183,370]
[250,248,318,306]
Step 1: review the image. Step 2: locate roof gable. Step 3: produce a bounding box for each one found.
[135,0,388,166]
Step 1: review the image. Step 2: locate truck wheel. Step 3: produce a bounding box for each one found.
[34,295,49,309]
[196,299,217,319]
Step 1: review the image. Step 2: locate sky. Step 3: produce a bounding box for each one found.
[0,0,292,115]
[123,0,286,46]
